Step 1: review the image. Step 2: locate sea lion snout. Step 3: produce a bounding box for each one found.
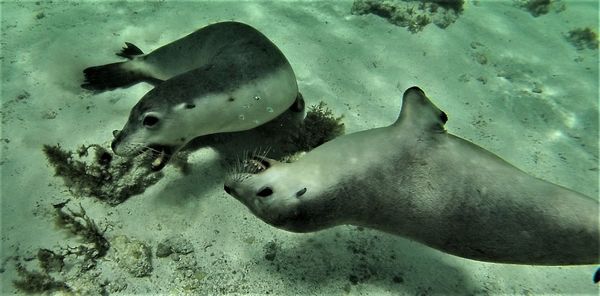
[111,130,123,154]
[224,184,233,195]
[110,138,118,154]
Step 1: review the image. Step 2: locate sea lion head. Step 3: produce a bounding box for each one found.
[111,80,264,170]
[224,155,330,233]
[111,90,197,171]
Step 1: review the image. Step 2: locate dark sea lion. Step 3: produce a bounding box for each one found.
[82,22,300,170]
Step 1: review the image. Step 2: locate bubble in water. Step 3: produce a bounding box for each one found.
[238,114,245,120]
[266,107,274,113]
[254,95,261,101]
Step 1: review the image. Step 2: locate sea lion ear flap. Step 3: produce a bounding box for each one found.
[394,86,448,133]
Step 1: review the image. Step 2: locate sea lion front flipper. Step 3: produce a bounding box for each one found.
[116,42,144,59]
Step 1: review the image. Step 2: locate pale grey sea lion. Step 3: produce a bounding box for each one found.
[82,22,300,170]
[224,86,599,265]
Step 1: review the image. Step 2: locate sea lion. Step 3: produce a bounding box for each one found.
[82,22,300,170]
[224,86,599,265]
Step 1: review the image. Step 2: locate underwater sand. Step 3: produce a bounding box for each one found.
[1,0,598,295]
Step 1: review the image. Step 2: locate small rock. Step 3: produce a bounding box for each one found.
[264,241,278,261]
[473,52,488,65]
[42,110,57,119]
[105,278,127,293]
[171,253,180,262]
[111,235,153,277]
[532,84,543,93]
[156,242,173,258]
[156,235,194,257]
[16,92,30,101]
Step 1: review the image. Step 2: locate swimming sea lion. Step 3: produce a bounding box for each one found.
[82,21,300,170]
[224,86,599,265]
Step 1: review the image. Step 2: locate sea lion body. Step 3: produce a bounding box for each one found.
[83,22,299,169]
[225,87,599,265]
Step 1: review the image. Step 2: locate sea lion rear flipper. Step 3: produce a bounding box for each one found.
[81,42,152,91]
[116,42,144,59]
[395,86,448,133]
[81,62,149,91]
[290,93,305,113]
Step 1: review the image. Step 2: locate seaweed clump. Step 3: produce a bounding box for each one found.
[12,201,109,294]
[53,200,110,266]
[429,0,464,12]
[521,0,551,16]
[565,27,598,50]
[43,144,163,205]
[13,262,71,294]
[351,0,464,33]
[289,102,345,152]
[37,249,65,273]
[514,0,566,17]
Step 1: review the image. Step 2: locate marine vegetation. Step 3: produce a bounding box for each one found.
[12,262,71,294]
[520,0,552,16]
[37,249,65,273]
[565,27,599,50]
[428,0,464,12]
[53,200,110,266]
[12,201,109,294]
[43,144,163,205]
[288,102,345,152]
[351,0,464,33]
[514,0,566,17]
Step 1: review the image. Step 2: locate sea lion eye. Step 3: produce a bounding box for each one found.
[143,115,160,127]
[440,111,448,123]
[257,187,273,197]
